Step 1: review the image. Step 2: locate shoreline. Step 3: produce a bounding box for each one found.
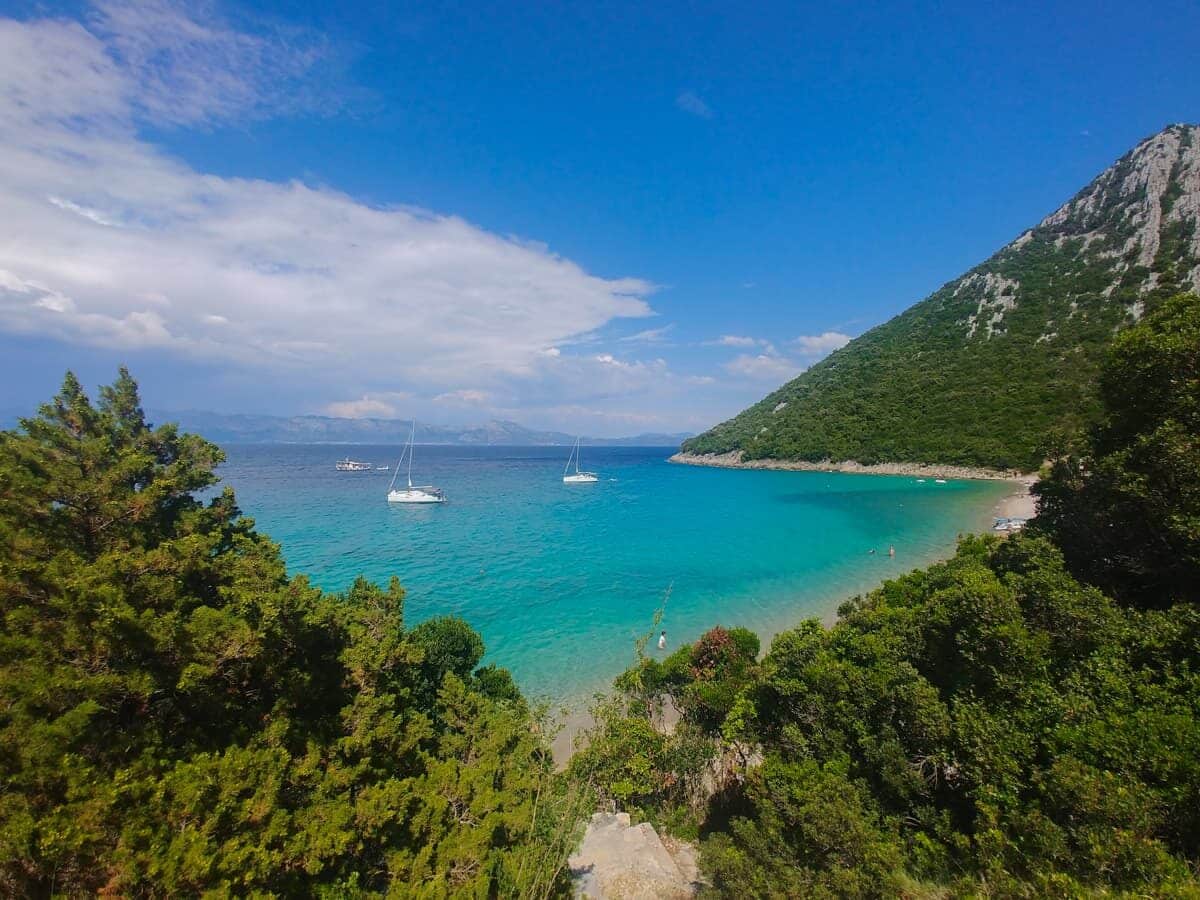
[550,456,1039,766]
[668,450,1033,482]
[993,477,1038,520]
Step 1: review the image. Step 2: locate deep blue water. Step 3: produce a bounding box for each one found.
[215,444,1010,703]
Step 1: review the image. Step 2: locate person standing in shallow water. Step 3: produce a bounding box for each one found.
[658,631,666,650]
[889,546,896,558]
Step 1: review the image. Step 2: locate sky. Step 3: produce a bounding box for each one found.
[0,0,1197,435]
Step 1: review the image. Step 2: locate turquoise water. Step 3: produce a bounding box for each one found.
[216,445,1010,703]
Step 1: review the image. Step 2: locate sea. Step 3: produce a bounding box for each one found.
[215,444,1011,705]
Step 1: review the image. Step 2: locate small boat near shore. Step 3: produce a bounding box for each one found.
[336,457,372,471]
[993,517,1027,532]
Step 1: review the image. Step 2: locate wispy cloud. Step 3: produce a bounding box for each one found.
[433,389,490,405]
[706,334,760,348]
[619,324,674,343]
[88,0,346,127]
[675,90,713,119]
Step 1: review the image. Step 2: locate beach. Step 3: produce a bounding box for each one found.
[669,450,1033,483]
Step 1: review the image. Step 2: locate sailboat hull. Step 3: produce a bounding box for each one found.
[563,473,598,483]
[387,488,445,503]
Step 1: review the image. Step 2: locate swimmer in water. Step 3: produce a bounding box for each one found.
[658,631,667,650]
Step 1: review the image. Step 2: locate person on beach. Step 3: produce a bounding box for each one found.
[658,631,667,650]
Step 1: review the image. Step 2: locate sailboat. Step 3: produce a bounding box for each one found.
[563,437,599,483]
[387,422,446,503]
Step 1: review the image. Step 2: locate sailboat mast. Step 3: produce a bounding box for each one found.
[407,421,415,489]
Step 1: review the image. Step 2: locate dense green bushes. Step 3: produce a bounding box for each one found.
[587,294,1200,896]
[585,535,1200,897]
[0,370,581,897]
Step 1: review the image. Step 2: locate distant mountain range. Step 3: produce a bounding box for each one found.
[682,123,1200,471]
[127,409,691,447]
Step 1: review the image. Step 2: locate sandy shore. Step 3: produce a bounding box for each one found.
[993,474,1039,520]
[669,450,1032,482]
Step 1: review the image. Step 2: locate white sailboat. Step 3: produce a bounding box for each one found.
[387,422,445,503]
[563,437,599,483]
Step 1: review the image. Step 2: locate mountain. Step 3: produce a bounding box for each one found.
[144,409,690,447]
[681,123,1200,472]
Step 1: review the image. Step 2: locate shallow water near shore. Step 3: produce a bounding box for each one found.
[216,444,1011,704]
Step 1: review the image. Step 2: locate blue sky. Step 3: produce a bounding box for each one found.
[0,0,1196,434]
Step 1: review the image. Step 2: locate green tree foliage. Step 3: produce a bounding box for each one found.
[0,369,579,897]
[584,294,1200,895]
[683,124,1200,471]
[1036,292,1200,606]
[587,538,1200,897]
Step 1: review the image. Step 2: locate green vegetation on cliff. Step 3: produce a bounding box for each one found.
[584,294,1200,896]
[683,124,1200,471]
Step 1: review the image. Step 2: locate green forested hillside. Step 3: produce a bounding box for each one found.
[683,123,1200,470]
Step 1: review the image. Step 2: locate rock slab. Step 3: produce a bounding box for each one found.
[569,812,698,899]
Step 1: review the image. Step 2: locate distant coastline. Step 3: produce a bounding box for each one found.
[670,450,1038,520]
[145,408,691,448]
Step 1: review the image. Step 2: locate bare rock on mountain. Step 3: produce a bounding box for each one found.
[683,124,1200,471]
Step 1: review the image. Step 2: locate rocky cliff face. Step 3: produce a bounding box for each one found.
[683,124,1200,471]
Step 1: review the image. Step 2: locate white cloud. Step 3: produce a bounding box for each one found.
[88,0,343,127]
[723,353,803,381]
[676,90,713,119]
[324,395,401,418]
[0,3,654,408]
[791,331,851,356]
[708,334,760,348]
